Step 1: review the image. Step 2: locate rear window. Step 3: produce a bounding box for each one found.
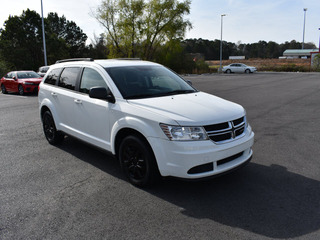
[44,68,62,85]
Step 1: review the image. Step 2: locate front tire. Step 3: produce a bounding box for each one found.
[245,69,251,74]
[42,111,64,145]
[119,135,160,187]
[226,69,231,74]
[18,85,24,95]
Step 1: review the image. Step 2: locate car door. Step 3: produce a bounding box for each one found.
[234,64,242,73]
[1,73,9,90]
[73,67,112,151]
[11,72,20,91]
[4,72,14,91]
[230,64,238,73]
[239,64,246,72]
[53,67,82,134]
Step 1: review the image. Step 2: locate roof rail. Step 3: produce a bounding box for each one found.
[55,58,94,64]
[114,58,141,60]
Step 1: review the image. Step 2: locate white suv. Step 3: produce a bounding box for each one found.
[38,58,254,187]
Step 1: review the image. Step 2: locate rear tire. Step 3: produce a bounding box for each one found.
[1,84,7,94]
[42,111,64,145]
[119,135,160,187]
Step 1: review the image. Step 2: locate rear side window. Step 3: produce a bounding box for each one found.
[58,67,80,90]
[80,68,108,94]
[44,68,62,85]
[6,72,14,78]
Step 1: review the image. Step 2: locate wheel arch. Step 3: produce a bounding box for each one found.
[114,128,152,160]
[40,105,51,121]
[110,116,161,154]
[18,84,25,94]
[1,83,7,93]
[39,100,61,130]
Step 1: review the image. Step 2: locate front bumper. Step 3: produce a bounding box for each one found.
[24,85,39,93]
[148,126,254,179]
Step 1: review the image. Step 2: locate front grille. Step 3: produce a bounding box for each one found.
[204,116,246,143]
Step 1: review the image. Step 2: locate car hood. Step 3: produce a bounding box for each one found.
[20,78,42,82]
[127,92,245,126]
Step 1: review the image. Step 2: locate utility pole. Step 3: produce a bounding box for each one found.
[41,0,47,66]
[302,8,307,49]
[219,14,226,73]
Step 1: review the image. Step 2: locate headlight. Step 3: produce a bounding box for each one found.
[160,124,208,141]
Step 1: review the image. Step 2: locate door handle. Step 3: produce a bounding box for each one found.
[74,99,82,104]
[51,92,57,97]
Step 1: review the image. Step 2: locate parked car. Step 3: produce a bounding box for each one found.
[38,58,254,187]
[223,63,257,73]
[37,66,50,77]
[1,71,42,95]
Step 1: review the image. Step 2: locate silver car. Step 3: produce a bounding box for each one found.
[223,63,257,73]
[37,66,50,77]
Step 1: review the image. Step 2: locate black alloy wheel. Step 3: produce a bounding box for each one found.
[42,111,64,145]
[1,84,7,94]
[119,135,159,187]
[18,85,24,95]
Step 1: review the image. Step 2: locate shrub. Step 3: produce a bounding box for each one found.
[312,54,320,72]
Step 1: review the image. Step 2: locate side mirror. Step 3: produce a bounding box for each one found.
[89,87,115,103]
[13,76,17,80]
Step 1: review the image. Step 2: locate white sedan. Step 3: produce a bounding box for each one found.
[222,63,257,73]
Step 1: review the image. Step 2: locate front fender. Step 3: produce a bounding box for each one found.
[110,116,160,154]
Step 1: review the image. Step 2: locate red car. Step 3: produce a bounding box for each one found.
[1,71,42,95]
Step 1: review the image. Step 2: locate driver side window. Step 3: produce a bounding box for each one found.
[80,68,108,94]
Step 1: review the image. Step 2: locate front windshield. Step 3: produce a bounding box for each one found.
[17,71,40,79]
[105,65,196,99]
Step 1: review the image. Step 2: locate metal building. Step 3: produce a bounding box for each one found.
[283,49,319,58]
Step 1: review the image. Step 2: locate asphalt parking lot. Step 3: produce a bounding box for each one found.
[1,72,320,239]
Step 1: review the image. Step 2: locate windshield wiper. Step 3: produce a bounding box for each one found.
[164,89,196,95]
[125,90,196,99]
[126,93,157,99]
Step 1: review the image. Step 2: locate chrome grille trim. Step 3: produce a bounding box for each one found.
[204,116,246,144]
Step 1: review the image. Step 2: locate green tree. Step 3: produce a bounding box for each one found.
[95,0,192,60]
[46,13,88,58]
[87,33,109,59]
[0,57,13,77]
[155,39,195,73]
[266,41,280,58]
[0,9,89,70]
[0,9,43,70]
[312,54,320,71]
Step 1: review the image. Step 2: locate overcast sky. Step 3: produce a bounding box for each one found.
[0,0,319,47]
